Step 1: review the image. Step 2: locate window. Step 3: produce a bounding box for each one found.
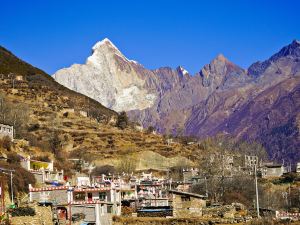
[99,192,106,201]
[181,196,190,202]
[107,205,112,213]
[74,192,85,201]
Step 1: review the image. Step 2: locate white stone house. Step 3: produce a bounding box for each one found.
[21,156,64,185]
[0,124,14,140]
[261,164,285,178]
[245,155,259,168]
[29,185,122,225]
[296,162,300,173]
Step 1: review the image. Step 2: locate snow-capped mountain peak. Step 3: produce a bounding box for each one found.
[53,38,157,112]
[92,38,119,52]
[88,38,139,67]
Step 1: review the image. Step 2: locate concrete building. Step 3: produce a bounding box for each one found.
[0,124,13,140]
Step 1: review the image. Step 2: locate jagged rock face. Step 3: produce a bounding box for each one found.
[129,54,248,134]
[185,40,300,162]
[248,40,300,78]
[199,54,247,88]
[53,39,300,162]
[53,38,157,112]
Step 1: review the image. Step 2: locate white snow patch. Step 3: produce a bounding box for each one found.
[92,38,119,51]
[130,60,139,65]
[178,66,189,75]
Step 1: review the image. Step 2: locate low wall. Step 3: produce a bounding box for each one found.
[113,217,223,225]
[11,205,53,225]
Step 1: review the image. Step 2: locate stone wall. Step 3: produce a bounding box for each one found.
[112,217,220,225]
[71,204,112,224]
[72,205,96,222]
[11,205,53,225]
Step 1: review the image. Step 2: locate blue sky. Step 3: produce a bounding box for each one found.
[1,0,300,75]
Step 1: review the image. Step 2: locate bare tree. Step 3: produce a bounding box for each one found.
[117,156,136,174]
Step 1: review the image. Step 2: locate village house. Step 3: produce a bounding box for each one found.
[133,172,169,208]
[208,153,235,175]
[170,190,207,217]
[244,155,259,168]
[68,158,96,173]
[243,155,260,175]
[21,156,65,185]
[29,182,122,225]
[183,168,199,183]
[260,164,286,178]
[15,75,23,81]
[296,162,300,173]
[0,124,14,140]
[76,176,91,187]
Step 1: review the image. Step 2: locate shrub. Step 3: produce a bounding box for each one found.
[31,155,51,162]
[146,126,155,134]
[6,152,20,164]
[10,207,35,217]
[27,123,40,132]
[0,136,12,151]
[116,111,128,130]
[0,161,36,195]
[116,157,136,174]
[92,165,115,176]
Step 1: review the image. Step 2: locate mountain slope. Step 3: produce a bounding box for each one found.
[0,46,202,169]
[185,40,300,162]
[0,46,116,119]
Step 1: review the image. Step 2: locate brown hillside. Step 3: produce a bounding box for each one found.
[0,46,198,168]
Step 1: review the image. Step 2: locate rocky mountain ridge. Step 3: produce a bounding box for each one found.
[53,39,300,162]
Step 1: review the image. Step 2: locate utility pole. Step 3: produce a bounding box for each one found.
[0,168,15,206]
[205,176,208,197]
[254,164,260,218]
[0,180,5,214]
[10,171,13,205]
